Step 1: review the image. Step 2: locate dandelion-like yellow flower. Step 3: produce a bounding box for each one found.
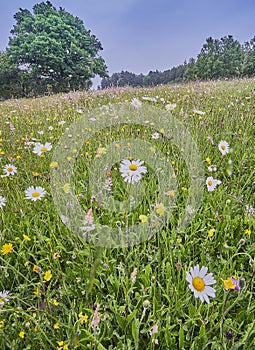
[34,288,40,296]
[139,215,148,223]
[23,234,31,241]
[1,243,13,255]
[63,183,71,193]
[79,312,89,325]
[208,229,215,238]
[57,341,68,350]
[52,299,59,306]
[155,203,165,216]
[221,278,236,291]
[50,162,59,169]
[19,331,25,339]
[44,270,52,282]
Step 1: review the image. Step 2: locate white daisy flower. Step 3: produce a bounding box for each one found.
[120,159,147,184]
[218,140,229,155]
[33,142,52,156]
[25,186,46,201]
[186,265,216,304]
[0,196,7,209]
[130,98,142,108]
[193,108,205,115]
[151,132,160,139]
[141,96,157,102]
[206,176,217,192]
[0,290,11,306]
[208,165,217,172]
[166,103,176,111]
[3,164,17,176]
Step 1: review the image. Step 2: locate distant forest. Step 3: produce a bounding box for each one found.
[100,35,255,89]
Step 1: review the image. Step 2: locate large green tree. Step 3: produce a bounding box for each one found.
[195,36,243,80]
[7,1,108,94]
[242,36,255,76]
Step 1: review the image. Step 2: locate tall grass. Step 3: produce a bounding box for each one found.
[0,79,255,349]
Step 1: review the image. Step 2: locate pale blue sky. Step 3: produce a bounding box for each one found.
[1,0,255,81]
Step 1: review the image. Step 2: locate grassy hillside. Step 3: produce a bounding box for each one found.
[0,79,255,349]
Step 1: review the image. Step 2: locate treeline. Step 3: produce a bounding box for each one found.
[101,35,255,88]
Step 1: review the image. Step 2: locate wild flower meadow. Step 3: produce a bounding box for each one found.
[0,79,255,349]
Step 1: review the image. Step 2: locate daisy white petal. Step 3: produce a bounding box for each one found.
[3,164,17,176]
[25,186,46,201]
[186,265,216,304]
[198,266,208,278]
[130,98,142,108]
[0,196,7,209]
[0,290,11,306]
[204,286,216,297]
[218,140,229,155]
[186,272,192,284]
[33,142,52,156]
[206,176,217,192]
[119,159,147,184]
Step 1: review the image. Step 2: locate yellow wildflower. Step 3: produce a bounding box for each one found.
[139,215,148,223]
[79,312,89,325]
[221,278,236,291]
[19,331,25,339]
[208,229,215,238]
[155,203,165,216]
[1,243,13,255]
[34,288,40,296]
[23,234,31,241]
[44,270,52,282]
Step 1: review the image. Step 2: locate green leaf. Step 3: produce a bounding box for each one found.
[131,318,139,347]
[179,326,184,349]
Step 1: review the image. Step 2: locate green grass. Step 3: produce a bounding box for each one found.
[0,79,255,349]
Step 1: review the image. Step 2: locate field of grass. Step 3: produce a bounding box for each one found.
[0,78,255,349]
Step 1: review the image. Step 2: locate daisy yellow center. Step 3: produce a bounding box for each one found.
[7,167,13,172]
[208,180,213,186]
[40,147,47,152]
[129,164,138,171]
[192,277,205,291]
[32,192,40,198]
[0,298,4,303]
[221,145,226,150]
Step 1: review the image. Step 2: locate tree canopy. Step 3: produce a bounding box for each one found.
[7,1,108,95]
